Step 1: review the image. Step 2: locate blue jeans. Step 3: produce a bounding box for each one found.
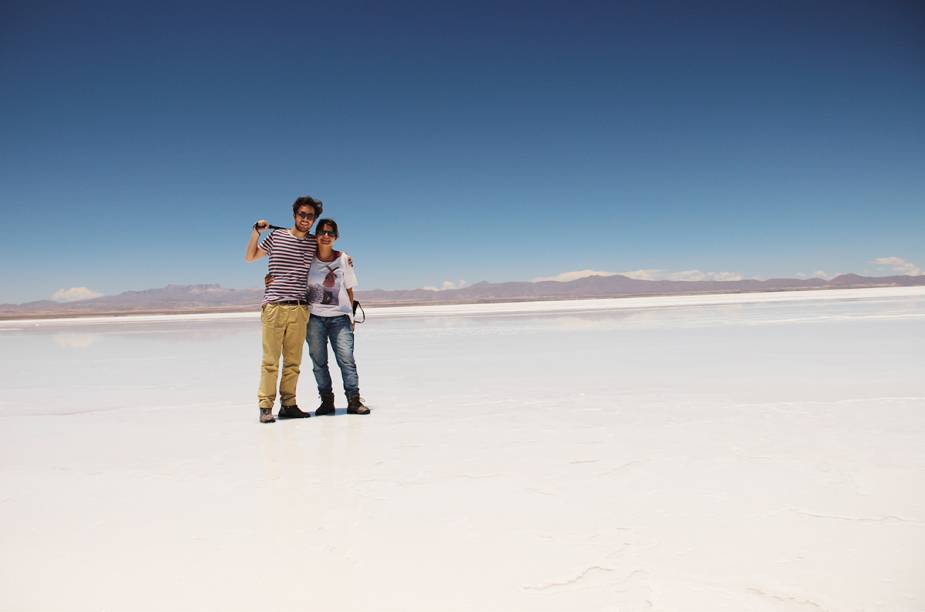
[306,314,360,397]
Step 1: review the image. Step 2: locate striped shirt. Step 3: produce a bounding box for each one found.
[260,229,317,304]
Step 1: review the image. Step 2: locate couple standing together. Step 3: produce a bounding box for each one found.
[244,195,369,423]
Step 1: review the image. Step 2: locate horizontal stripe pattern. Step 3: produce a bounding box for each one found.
[260,229,316,304]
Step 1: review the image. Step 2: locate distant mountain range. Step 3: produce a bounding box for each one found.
[2,274,925,319]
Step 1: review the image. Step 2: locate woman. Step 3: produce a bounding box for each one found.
[306,218,369,415]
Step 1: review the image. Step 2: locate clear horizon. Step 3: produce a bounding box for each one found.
[2,1,923,303]
[5,268,925,307]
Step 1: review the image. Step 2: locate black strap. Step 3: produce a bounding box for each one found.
[352,300,366,324]
[254,223,287,232]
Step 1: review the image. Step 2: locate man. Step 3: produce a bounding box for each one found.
[245,196,321,423]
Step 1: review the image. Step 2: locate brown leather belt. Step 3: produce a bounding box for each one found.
[272,300,308,306]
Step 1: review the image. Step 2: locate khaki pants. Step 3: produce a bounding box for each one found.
[258,303,309,409]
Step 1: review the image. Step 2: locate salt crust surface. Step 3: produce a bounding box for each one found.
[1,287,924,611]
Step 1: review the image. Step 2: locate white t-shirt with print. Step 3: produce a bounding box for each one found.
[307,252,358,320]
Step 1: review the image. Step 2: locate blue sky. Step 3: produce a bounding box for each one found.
[2,0,923,303]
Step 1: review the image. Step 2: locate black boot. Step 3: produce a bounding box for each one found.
[278,404,311,419]
[347,394,370,415]
[315,392,335,416]
[259,407,276,423]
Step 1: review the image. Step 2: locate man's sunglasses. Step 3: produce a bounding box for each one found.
[296,212,315,220]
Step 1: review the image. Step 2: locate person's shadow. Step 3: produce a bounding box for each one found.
[314,408,346,417]
[314,407,371,416]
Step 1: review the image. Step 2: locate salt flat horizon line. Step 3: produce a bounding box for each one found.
[18,264,925,307]
[4,286,924,330]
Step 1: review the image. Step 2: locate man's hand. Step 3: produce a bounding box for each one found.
[245,220,269,262]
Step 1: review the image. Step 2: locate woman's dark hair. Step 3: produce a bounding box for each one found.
[292,196,323,217]
[316,218,339,238]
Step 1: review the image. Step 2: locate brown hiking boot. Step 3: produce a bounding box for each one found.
[259,407,276,423]
[347,394,370,415]
[314,392,335,416]
[278,404,311,419]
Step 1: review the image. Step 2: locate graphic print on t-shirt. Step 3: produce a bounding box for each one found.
[307,252,357,319]
[310,263,341,307]
[322,263,339,305]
